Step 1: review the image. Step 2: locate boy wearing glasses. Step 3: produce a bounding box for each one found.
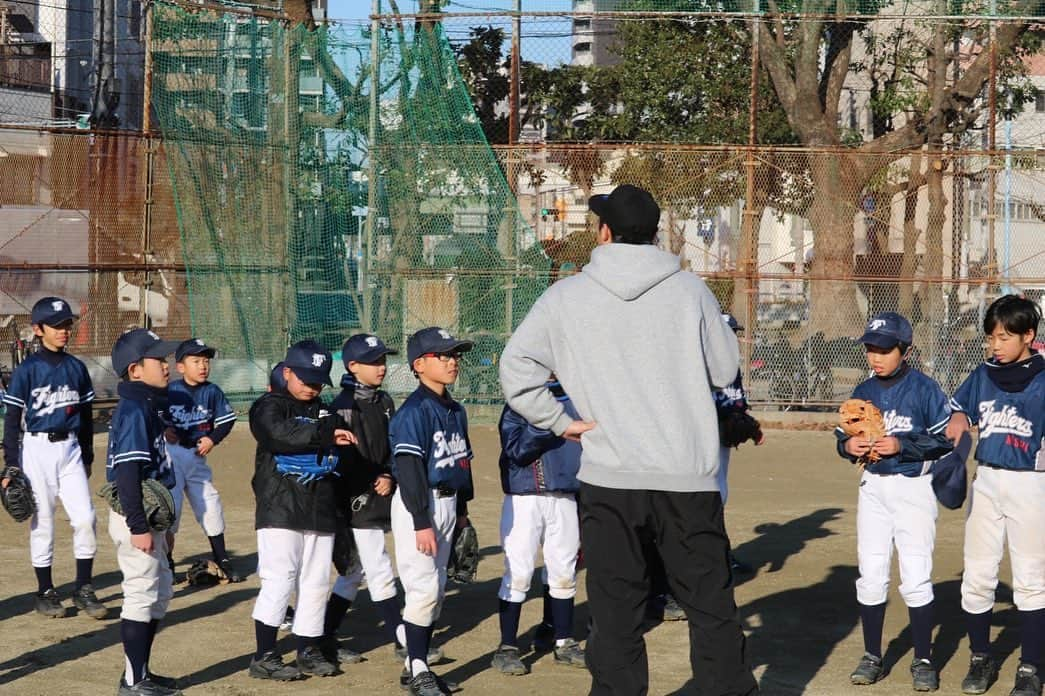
[390,327,475,696]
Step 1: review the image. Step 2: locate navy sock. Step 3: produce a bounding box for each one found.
[1020,608,1045,669]
[374,597,402,645]
[295,634,318,654]
[254,619,278,660]
[499,599,522,647]
[404,621,430,668]
[909,602,934,661]
[859,602,886,658]
[549,596,574,641]
[121,619,150,685]
[34,565,53,594]
[207,534,229,563]
[966,609,992,655]
[145,619,159,673]
[74,558,93,590]
[323,594,352,638]
[542,584,553,627]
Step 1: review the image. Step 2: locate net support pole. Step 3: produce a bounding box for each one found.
[363,0,380,332]
[504,0,521,336]
[986,10,997,302]
[741,6,760,388]
[140,2,155,328]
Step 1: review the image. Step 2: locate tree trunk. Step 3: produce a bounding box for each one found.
[924,145,947,324]
[899,153,924,318]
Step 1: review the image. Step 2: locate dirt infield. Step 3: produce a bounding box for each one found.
[0,427,1020,695]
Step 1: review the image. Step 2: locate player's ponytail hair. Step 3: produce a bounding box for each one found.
[983,294,1042,337]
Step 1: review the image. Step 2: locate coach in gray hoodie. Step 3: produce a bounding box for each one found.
[500,184,759,696]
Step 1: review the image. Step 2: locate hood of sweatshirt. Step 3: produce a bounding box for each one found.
[582,243,682,301]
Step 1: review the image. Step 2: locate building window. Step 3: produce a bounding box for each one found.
[574,42,592,54]
[1036,93,1045,113]
[573,19,591,31]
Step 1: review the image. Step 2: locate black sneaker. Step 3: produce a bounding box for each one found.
[73,584,108,619]
[661,594,686,621]
[248,651,304,681]
[218,558,244,583]
[911,658,939,692]
[296,645,339,677]
[491,644,527,675]
[318,635,364,665]
[408,671,451,696]
[116,677,182,695]
[532,622,555,652]
[552,638,586,668]
[850,652,883,685]
[1012,662,1043,696]
[35,588,65,618]
[146,672,180,690]
[962,653,999,694]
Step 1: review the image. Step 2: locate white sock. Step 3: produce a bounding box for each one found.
[411,658,429,677]
[395,623,406,648]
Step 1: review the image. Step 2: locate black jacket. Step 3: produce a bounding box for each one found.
[330,378,395,496]
[249,391,347,533]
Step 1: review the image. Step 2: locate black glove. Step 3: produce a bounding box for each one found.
[719,410,763,448]
[1,466,37,523]
[447,523,479,584]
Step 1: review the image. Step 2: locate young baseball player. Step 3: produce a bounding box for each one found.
[1,297,107,620]
[164,338,242,582]
[106,328,183,696]
[947,294,1045,696]
[248,340,355,681]
[320,333,401,664]
[836,312,953,691]
[390,326,475,696]
[490,376,585,676]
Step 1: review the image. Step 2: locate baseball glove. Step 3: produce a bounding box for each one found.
[1,466,37,523]
[719,410,763,448]
[97,478,177,532]
[447,523,479,584]
[185,559,230,587]
[838,399,887,463]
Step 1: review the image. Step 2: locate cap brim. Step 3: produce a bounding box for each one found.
[178,347,216,360]
[856,332,900,349]
[142,340,181,359]
[287,365,333,386]
[588,194,609,217]
[38,312,77,326]
[448,339,473,354]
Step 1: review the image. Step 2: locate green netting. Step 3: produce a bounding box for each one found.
[150,2,550,399]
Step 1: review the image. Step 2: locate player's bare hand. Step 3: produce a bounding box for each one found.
[1,477,8,489]
[333,429,357,446]
[374,475,394,496]
[945,412,970,444]
[195,436,215,456]
[872,436,901,457]
[845,436,871,457]
[164,427,178,444]
[130,532,154,554]
[563,420,596,442]
[755,432,766,446]
[415,528,437,556]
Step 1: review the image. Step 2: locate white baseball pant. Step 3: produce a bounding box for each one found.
[252,528,334,637]
[332,526,398,603]
[167,443,225,536]
[855,470,937,607]
[717,447,731,505]
[108,511,174,622]
[391,489,456,627]
[962,467,1045,613]
[498,492,579,603]
[22,433,97,567]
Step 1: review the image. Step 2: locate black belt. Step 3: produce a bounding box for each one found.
[433,484,457,498]
[30,431,71,442]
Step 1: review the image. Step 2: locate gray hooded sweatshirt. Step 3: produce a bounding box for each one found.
[499,242,739,492]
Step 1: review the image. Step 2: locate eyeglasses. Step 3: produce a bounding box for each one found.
[422,352,463,363]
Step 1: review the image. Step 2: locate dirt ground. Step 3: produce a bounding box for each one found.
[0,425,1023,695]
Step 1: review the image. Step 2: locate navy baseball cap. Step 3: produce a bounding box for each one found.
[722,313,744,332]
[269,361,288,392]
[588,184,660,244]
[342,333,398,365]
[175,337,216,362]
[284,340,334,386]
[857,312,913,349]
[31,297,76,326]
[112,328,180,377]
[407,327,473,364]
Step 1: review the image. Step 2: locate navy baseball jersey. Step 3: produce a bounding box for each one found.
[390,387,473,492]
[106,383,176,488]
[166,379,236,445]
[2,351,94,432]
[839,367,952,476]
[714,370,748,413]
[951,355,1045,471]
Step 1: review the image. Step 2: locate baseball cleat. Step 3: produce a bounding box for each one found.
[248,650,304,681]
[73,584,109,619]
[552,638,586,668]
[661,594,686,622]
[491,645,528,675]
[407,670,458,695]
[35,588,66,618]
[850,652,884,685]
[911,658,939,692]
[961,652,998,694]
[116,677,183,695]
[296,645,340,676]
[1010,662,1042,696]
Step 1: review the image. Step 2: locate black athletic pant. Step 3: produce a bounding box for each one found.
[580,483,759,696]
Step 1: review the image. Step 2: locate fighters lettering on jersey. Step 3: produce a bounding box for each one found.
[29,385,82,417]
[882,409,913,434]
[168,403,213,430]
[977,401,1034,439]
[433,430,469,469]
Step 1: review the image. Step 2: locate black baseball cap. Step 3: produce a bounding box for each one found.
[112,328,180,377]
[342,333,398,365]
[284,340,334,386]
[176,337,216,362]
[31,297,76,326]
[588,184,661,244]
[407,327,473,364]
[857,312,914,349]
